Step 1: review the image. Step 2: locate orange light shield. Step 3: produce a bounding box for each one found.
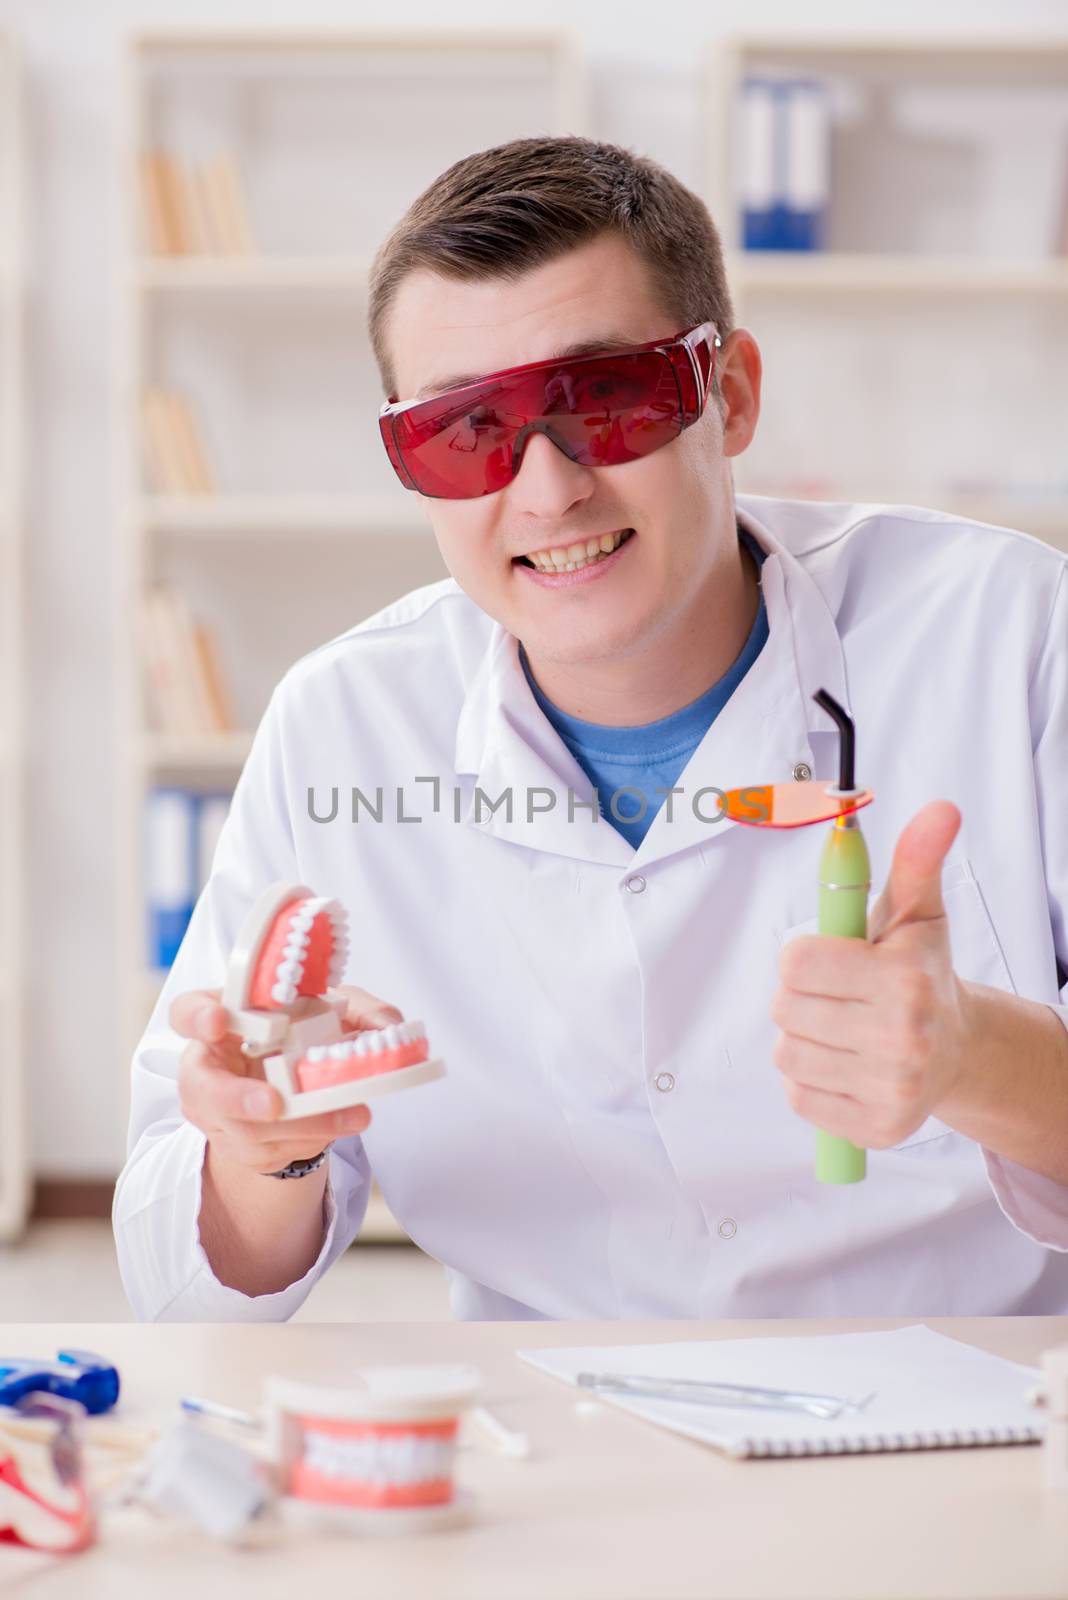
[720,781,875,830]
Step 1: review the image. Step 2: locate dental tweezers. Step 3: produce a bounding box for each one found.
[575,1371,876,1421]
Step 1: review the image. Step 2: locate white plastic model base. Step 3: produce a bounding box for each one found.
[221,882,446,1121]
[263,1053,446,1119]
[265,1367,479,1535]
[280,1487,473,1536]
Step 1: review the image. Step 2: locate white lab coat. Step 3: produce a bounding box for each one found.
[114,494,1068,1322]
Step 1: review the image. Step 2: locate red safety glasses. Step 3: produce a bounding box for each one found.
[379,322,722,500]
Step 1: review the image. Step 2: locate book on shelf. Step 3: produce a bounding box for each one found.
[738,77,830,252]
[141,388,214,494]
[139,152,181,255]
[146,786,233,969]
[197,154,255,256]
[139,147,256,257]
[141,584,235,737]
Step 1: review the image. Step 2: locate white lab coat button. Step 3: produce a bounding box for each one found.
[792,762,812,782]
[654,1071,675,1093]
[624,874,646,894]
[718,1217,737,1239]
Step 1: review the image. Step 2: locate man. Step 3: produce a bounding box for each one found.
[115,136,1068,1322]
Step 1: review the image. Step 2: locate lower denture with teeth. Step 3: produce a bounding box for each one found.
[295,1019,430,1093]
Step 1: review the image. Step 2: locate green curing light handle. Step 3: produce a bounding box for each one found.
[815,816,870,1185]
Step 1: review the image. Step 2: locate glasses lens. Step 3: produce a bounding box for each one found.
[12,1395,86,1487]
[391,350,683,499]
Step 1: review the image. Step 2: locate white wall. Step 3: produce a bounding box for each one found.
[2,0,1067,1177]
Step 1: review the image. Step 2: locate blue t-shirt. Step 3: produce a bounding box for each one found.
[520,527,768,849]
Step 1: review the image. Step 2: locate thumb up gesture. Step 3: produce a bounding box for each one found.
[770,800,970,1149]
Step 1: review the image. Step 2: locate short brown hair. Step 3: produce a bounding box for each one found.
[368,134,735,400]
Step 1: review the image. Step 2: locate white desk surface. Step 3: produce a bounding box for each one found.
[3,1316,1067,1600]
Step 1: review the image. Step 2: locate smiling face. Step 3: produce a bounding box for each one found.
[385,231,761,677]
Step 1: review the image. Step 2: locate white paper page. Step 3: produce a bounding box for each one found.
[519,1325,1043,1458]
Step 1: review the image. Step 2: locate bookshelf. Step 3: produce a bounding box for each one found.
[706,36,1068,552]
[142,491,426,537]
[118,30,586,1241]
[0,34,27,1241]
[137,256,374,291]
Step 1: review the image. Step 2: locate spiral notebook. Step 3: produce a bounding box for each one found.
[519,1324,1044,1459]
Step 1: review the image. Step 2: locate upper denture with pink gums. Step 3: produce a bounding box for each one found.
[249,895,349,1008]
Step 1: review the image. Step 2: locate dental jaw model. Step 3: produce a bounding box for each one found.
[222,882,445,1118]
[265,1367,479,1534]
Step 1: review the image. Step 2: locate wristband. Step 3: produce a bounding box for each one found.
[264,1150,327,1180]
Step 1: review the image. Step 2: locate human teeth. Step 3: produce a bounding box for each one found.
[527,530,629,572]
[384,1025,400,1048]
[355,1035,370,1057]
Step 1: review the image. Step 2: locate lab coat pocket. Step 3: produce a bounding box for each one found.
[939,856,1017,996]
[774,857,1014,983]
[777,915,820,948]
[879,858,1019,1149]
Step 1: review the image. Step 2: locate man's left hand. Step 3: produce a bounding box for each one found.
[770,799,971,1149]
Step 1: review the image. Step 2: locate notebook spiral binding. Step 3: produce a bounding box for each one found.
[737,1423,1043,1459]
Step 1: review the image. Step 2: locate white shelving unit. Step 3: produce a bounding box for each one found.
[141,491,428,537]
[705,36,1068,552]
[118,30,585,1239]
[0,33,27,1240]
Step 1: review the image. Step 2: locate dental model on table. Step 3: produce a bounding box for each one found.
[265,1367,480,1534]
[221,882,445,1118]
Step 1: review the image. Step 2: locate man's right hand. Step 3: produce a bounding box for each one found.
[171,987,394,1175]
